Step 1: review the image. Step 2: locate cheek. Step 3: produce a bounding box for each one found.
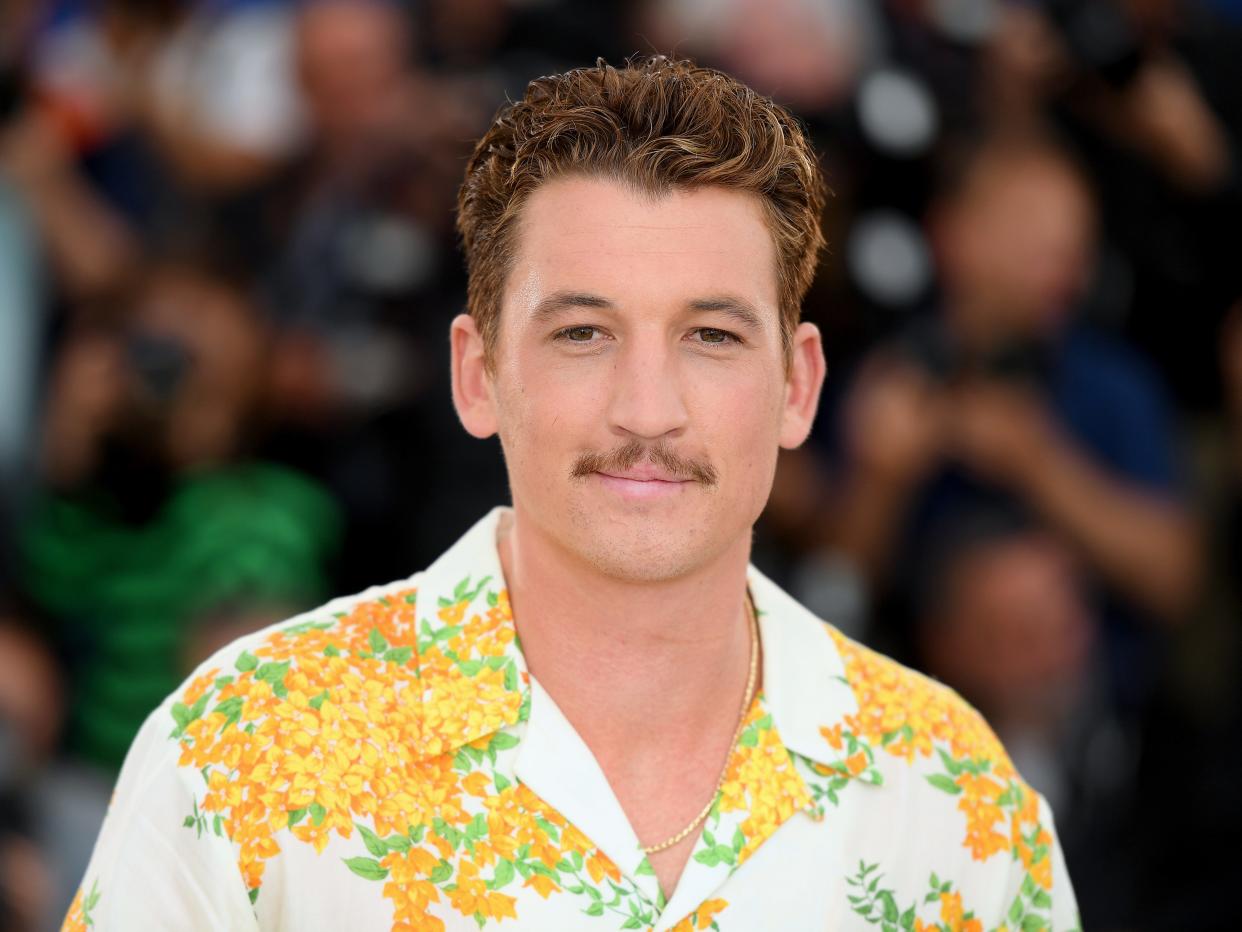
[494,368,597,480]
[696,373,785,482]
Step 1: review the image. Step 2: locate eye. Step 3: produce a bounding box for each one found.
[555,326,602,343]
[690,328,740,345]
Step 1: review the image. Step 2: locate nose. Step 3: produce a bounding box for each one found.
[605,337,689,441]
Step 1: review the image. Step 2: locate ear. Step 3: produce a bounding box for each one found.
[779,321,827,449]
[450,313,499,439]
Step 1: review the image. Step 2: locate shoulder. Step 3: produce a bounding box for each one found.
[1059,327,1169,406]
[162,573,426,773]
[826,627,1016,777]
[166,573,427,758]
[824,629,1069,886]
[162,566,521,782]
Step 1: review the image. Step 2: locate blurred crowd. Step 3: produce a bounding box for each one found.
[0,0,1239,928]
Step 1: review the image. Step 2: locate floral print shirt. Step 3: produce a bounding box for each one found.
[64,507,1079,931]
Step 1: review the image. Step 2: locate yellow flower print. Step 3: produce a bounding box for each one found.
[695,898,728,928]
[166,579,665,929]
[717,700,812,863]
[829,630,1015,774]
[827,629,1054,869]
[462,772,491,798]
[939,890,969,931]
[445,861,518,920]
[183,667,221,706]
[819,723,844,751]
[586,849,620,884]
[666,898,730,932]
[62,888,86,932]
[170,587,505,900]
[523,872,559,898]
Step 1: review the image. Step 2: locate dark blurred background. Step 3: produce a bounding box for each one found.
[1,0,1239,928]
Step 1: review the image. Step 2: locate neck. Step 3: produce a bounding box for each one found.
[496,506,755,753]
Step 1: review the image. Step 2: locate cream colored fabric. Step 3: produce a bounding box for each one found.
[65,507,1079,931]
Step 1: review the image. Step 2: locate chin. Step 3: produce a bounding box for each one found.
[576,536,707,583]
[560,500,736,583]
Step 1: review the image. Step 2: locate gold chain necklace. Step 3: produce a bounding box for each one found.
[640,592,760,856]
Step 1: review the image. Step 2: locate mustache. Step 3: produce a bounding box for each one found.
[570,439,719,487]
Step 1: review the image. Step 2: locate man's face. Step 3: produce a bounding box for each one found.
[453,175,823,582]
[938,156,1094,339]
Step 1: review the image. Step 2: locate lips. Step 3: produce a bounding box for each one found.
[595,468,689,483]
[592,470,692,500]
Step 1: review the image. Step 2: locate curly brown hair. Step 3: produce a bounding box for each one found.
[456,56,828,367]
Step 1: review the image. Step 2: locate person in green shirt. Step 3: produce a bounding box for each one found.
[20,262,340,772]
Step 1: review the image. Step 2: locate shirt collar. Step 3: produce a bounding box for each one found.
[746,565,861,770]
[411,507,528,760]
[412,507,865,774]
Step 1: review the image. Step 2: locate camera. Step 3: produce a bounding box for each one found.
[1039,0,1146,89]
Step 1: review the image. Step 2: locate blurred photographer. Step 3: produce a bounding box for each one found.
[984,0,1242,411]
[17,263,340,775]
[807,129,1198,926]
[0,607,63,932]
[254,0,508,589]
[821,129,1198,664]
[987,0,1235,192]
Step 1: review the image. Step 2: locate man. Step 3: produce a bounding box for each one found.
[63,58,1078,931]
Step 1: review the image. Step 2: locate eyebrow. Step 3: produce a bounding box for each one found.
[530,290,765,332]
[531,291,614,324]
[687,296,764,332]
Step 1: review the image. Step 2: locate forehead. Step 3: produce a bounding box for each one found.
[965,156,1092,219]
[503,175,780,320]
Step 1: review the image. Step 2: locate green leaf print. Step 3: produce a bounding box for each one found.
[383,833,412,854]
[383,646,412,665]
[213,696,244,732]
[731,825,746,853]
[925,774,962,795]
[343,857,389,881]
[693,848,723,868]
[356,823,387,858]
[235,651,258,672]
[429,860,454,884]
[937,747,965,776]
[83,878,101,917]
[491,858,516,890]
[489,733,520,752]
[254,661,291,698]
[878,890,899,922]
